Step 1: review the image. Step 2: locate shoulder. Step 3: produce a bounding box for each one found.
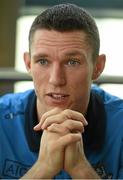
[0,89,35,112]
[91,86,123,139]
[91,85,123,130]
[91,85,123,109]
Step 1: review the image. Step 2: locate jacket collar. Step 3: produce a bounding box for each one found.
[25,91,42,152]
[84,91,106,151]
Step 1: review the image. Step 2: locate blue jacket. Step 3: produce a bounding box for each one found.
[0,86,123,179]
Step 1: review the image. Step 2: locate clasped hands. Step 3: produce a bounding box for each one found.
[34,108,88,178]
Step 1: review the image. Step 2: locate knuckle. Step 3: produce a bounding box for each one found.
[69,120,74,127]
[54,107,61,113]
[41,111,49,120]
[45,116,53,125]
[63,109,71,115]
[67,134,73,141]
[64,126,70,134]
[80,121,84,127]
[51,123,57,128]
[66,121,74,130]
[62,109,72,121]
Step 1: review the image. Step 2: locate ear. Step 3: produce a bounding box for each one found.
[92,54,106,80]
[23,52,31,75]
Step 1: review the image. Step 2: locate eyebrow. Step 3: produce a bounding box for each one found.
[33,53,48,59]
[64,51,88,63]
[64,51,85,57]
[32,50,85,59]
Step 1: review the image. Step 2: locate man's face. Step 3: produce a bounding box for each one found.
[24,29,101,117]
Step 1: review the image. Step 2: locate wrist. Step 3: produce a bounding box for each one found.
[69,159,100,179]
[21,161,53,179]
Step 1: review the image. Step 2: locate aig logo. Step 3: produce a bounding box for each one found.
[3,159,30,178]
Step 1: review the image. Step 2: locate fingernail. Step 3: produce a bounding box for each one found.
[33,124,40,130]
[85,121,88,126]
[33,125,38,130]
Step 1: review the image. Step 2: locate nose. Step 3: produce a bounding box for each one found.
[49,63,66,86]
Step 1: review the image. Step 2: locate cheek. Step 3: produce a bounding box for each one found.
[32,70,40,83]
[68,69,92,98]
[69,69,92,86]
[31,68,42,90]
[31,66,44,82]
[31,68,49,94]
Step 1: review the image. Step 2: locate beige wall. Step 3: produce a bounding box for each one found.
[0,0,20,95]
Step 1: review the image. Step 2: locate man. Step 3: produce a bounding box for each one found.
[0,3,123,179]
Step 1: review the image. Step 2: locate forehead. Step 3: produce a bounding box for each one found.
[30,29,92,56]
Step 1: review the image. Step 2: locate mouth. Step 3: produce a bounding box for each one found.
[45,92,70,107]
[46,93,69,100]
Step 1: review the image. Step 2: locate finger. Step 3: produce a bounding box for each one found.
[33,107,62,131]
[41,109,88,130]
[62,120,84,133]
[57,133,82,148]
[47,120,84,134]
[34,109,88,131]
[47,123,69,135]
[41,107,62,125]
[41,113,66,129]
[63,109,88,126]
[33,122,42,131]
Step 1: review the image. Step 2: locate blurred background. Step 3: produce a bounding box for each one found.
[0,0,123,97]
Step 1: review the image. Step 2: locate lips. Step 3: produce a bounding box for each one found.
[45,92,69,107]
[46,93,69,100]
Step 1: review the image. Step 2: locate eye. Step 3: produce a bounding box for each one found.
[38,58,48,65]
[67,59,80,66]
